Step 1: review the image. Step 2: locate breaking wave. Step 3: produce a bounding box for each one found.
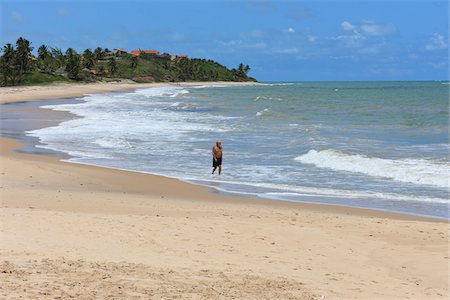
[295,149,449,188]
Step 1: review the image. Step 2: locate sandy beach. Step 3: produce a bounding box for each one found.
[0,82,448,299]
[0,81,259,104]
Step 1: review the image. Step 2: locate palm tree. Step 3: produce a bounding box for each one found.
[83,49,95,69]
[2,43,15,63]
[235,63,248,79]
[1,43,18,85]
[37,44,52,72]
[46,47,64,71]
[65,48,80,79]
[15,37,33,74]
[94,47,103,61]
[51,47,65,65]
[244,65,250,74]
[38,44,49,60]
[108,57,117,75]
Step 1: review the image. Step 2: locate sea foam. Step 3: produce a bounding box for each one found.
[295,149,449,188]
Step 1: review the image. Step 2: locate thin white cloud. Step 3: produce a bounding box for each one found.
[358,46,379,55]
[307,35,316,43]
[240,29,265,39]
[218,39,266,49]
[218,29,268,52]
[287,3,312,21]
[287,27,295,33]
[218,40,241,47]
[425,33,448,51]
[329,55,357,60]
[332,34,365,42]
[246,0,273,13]
[273,47,299,54]
[341,21,358,34]
[168,32,185,42]
[251,42,267,49]
[11,11,25,23]
[336,21,363,42]
[428,61,447,69]
[55,8,69,17]
[337,20,395,41]
[360,20,395,36]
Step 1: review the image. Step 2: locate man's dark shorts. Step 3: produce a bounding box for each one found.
[213,157,222,168]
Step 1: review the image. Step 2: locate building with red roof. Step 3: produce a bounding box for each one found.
[130,49,160,56]
[114,48,128,54]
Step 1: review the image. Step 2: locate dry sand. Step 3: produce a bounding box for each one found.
[0,82,448,299]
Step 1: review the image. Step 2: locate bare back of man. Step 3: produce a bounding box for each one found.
[212,140,222,175]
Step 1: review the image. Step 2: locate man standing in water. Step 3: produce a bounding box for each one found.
[212,140,222,175]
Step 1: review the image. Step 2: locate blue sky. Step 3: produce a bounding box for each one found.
[1,0,448,81]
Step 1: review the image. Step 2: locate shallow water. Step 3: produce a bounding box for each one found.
[26,82,449,219]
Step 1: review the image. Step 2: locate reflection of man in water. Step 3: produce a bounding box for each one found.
[212,140,222,175]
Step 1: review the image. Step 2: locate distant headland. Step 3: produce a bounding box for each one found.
[0,37,257,87]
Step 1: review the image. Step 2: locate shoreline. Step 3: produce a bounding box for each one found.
[58,159,447,223]
[1,83,448,299]
[0,81,260,104]
[1,83,443,222]
[5,130,445,223]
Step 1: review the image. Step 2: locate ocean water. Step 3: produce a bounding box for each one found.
[27,82,449,219]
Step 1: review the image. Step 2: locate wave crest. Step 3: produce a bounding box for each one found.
[295,149,449,188]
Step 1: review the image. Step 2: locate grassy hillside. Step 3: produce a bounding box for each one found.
[95,55,256,83]
[20,71,70,85]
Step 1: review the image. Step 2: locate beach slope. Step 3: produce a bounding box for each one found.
[0,136,447,299]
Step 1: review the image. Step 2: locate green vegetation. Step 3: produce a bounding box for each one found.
[0,37,256,86]
[20,71,69,85]
[65,48,81,80]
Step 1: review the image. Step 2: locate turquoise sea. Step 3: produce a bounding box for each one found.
[28,81,449,219]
